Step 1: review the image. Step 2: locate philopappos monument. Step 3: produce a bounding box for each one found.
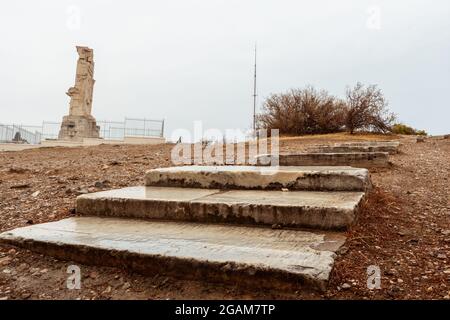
[58,46,100,141]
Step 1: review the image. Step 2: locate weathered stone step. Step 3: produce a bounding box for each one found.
[317,141,399,146]
[308,144,398,154]
[77,186,365,229]
[256,152,389,169]
[339,141,400,147]
[145,165,371,192]
[0,217,346,292]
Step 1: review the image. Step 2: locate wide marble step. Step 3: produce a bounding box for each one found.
[0,217,346,292]
[256,152,389,169]
[76,186,365,230]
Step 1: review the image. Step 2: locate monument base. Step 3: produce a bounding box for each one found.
[58,115,100,141]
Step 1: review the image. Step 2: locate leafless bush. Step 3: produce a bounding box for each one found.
[258,83,396,136]
[344,82,396,134]
[257,86,346,135]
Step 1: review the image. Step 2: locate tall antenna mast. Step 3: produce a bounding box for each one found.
[252,43,257,133]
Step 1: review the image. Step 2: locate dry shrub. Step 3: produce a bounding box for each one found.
[258,83,396,135]
[344,82,396,134]
[257,86,346,135]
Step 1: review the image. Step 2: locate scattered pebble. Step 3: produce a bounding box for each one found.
[341,283,351,289]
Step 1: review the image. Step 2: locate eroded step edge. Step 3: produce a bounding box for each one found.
[145,166,372,192]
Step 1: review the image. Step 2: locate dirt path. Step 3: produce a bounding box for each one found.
[0,134,448,300]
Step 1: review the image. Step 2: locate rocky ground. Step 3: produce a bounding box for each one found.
[0,134,448,300]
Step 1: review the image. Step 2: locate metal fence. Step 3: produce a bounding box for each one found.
[0,117,164,145]
[98,118,165,140]
[0,124,42,145]
[42,122,61,140]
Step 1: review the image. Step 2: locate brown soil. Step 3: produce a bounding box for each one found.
[0,134,449,300]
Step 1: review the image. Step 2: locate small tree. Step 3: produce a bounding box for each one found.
[344,82,396,134]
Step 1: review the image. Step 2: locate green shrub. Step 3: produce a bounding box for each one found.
[391,123,427,136]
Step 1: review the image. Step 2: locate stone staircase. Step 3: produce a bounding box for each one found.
[0,164,372,292]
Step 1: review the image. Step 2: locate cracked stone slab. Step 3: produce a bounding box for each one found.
[256,152,389,169]
[0,217,346,292]
[77,186,365,229]
[145,165,372,192]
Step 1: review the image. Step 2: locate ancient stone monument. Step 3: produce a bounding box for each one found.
[58,46,100,141]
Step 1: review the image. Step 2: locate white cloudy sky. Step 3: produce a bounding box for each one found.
[0,0,449,139]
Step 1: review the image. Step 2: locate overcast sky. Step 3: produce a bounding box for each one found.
[0,0,449,139]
